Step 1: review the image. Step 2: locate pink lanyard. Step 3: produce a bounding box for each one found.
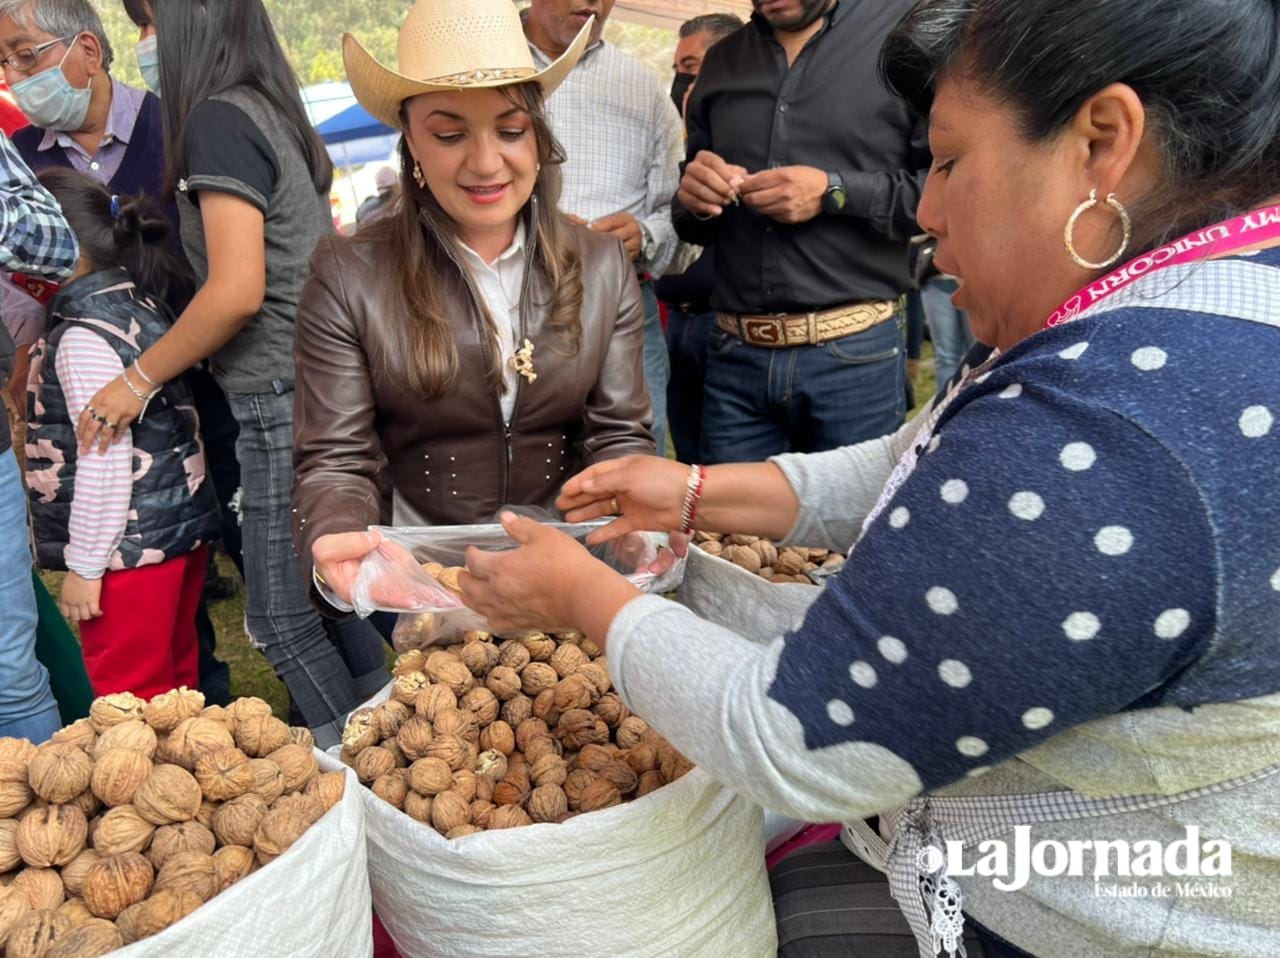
[1044,203,1280,328]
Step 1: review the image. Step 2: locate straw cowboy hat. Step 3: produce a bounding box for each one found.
[343,0,594,129]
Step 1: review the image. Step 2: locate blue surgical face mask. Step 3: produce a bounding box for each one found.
[136,35,159,95]
[10,41,92,132]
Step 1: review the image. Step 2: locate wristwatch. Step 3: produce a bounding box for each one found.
[821,171,847,215]
[639,222,657,263]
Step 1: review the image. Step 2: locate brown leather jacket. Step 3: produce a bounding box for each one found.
[291,215,655,581]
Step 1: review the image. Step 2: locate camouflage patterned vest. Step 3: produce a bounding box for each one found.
[26,268,220,571]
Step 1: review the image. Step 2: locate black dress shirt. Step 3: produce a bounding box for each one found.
[673,0,930,314]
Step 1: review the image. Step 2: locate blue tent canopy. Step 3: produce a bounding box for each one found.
[316,102,394,144]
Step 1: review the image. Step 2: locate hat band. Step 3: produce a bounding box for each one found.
[423,66,538,87]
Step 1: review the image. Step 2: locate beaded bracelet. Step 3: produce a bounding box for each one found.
[679,463,707,534]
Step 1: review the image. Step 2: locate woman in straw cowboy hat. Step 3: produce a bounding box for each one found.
[292,0,655,611]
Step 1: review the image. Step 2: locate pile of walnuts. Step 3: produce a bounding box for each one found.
[0,689,342,957]
[693,533,844,584]
[341,631,694,838]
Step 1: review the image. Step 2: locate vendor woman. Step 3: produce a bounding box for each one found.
[452,0,1280,954]
[292,0,654,607]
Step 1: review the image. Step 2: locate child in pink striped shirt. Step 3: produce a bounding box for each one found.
[26,169,220,699]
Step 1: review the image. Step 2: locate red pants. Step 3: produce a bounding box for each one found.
[79,546,207,700]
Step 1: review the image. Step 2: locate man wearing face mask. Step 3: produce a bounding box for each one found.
[655,12,742,463]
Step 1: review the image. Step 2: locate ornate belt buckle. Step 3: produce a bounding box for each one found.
[743,316,786,346]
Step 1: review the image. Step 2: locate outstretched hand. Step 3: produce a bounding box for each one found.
[556,455,689,545]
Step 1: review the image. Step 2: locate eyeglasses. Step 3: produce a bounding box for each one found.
[0,36,73,74]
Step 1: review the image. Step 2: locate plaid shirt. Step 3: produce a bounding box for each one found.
[0,132,78,280]
[532,40,684,276]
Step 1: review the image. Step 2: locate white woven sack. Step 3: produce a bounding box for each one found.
[346,721,775,957]
[111,753,372,958]
[676,544,821,646]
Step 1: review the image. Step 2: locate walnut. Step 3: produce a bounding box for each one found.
[592,693,629,728]
[598,761,639,795]
[50,721,97,753]
[425,655,475,697]
[166,718,235,771]
[264,745,317,792]
[304,771,347,812]
[421,734,468,772]
[194,748,254,801]
[523,736,561,766]
[531,689,561,727]
[434,565,464,594]
[495,640,530,672]
[615,716,649,750]
[443,824,483,839]
[147,821,215,873]
[370,771,408,809]
[520,633,555,662]
[154,849,218,902]
[53,898,93,926]
[392,649,426,676]
[624,743,659,775]
[44,916,124,957]
[529,754,568,789]
[212,845,255,892]
[288,726,315,751]
[447,770,475,804]
[515,718,550,753]
[352,746,396,785]
[555,710,609,750]
[431,710,477,747]
[233,714,291,759]
[133,765,202,826]
[499,694,533,728]
[0,818,22,871]
[372,700,412,741]
[68,789,101,821]
[660,746,695,783]
[402,791,433,824]
[11,868,64,910]
[528,784,568,823]
[28,744,93,804]
[553,674,598,713]
[0,884,30,943]
[194,799,219,830]
[340,708,379,751]
[483,666,521,702]
[491,766,530,807]
[478,720,515,756]
[774,550,807,576]
[429,790,471,834]
[223,696,273,731]
[395,717,435,761]
[114,888,201,944]
[252,805,312,865]
[724,533,756,547]
[572,744,614,773]
[390,670,429,706]
[454,641,493,677]
[198,705,229,724]
[577,779,622,812]
[90,721,155,761]
[573,661,611,697]
[211,794,268,848]
[15,805,87,868]
[548,643,588,678]
[459,688,499,727]
[519,662,557,697]
[487,805,532,830]
[5,908,74,958]
[91,806,155,857]
[141,688,204,734]
[414,685,458,724]
[88,694,146,732]
[563,769,597,810]
[59,849,100,898]
[246,759,286,804]
[86,750,147,810]
[82,853,152,919]
[407,757,454,796]
[578,636,602,659]
[474,750,508,784]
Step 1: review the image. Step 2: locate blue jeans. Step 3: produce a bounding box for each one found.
[0,448,60,741]
[639,280,670,455]
[225,387,385,747]
[700,313,906,464]
[920,277,974,396]
[665,306,715,463]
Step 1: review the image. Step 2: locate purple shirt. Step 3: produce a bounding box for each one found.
[36,78,145,184]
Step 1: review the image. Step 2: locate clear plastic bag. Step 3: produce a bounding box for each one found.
[351,508,684,646]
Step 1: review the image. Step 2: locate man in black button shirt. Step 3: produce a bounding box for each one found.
[673,0,930,462]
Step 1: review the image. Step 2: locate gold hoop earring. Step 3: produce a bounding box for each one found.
[412,161,426,189]
[1064,188,1132,271]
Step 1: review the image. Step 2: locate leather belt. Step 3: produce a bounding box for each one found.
[715,300,896,348]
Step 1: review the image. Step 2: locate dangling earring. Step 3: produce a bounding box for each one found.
[412,161,426,189]
[1064,188,1132,271]
[536,162,542,174]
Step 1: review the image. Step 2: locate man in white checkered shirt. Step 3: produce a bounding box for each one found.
[524,0,684,454]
